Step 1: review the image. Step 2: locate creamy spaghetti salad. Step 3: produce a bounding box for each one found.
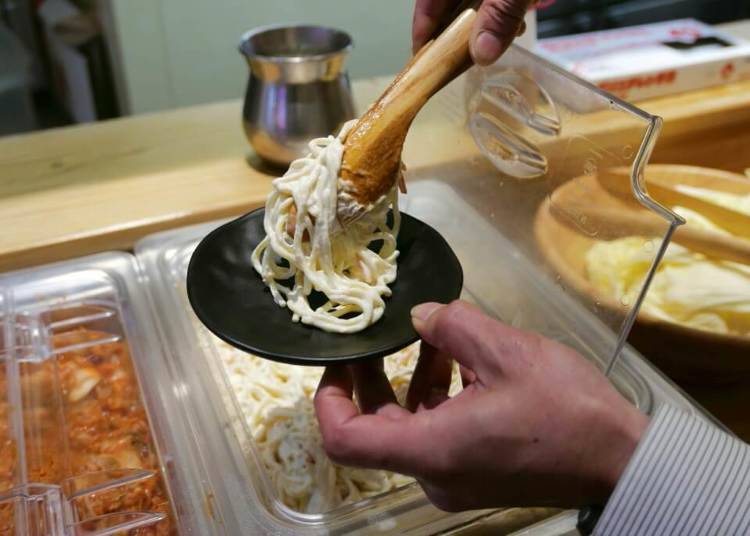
[251,121,401,333]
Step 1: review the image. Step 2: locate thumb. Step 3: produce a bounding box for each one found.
[471,0,529,66]
[410,300,501,378]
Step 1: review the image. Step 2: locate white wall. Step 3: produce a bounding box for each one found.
[103,0,414,115]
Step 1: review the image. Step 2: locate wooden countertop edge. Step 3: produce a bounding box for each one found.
[644,79,750,132]
[0,199,266,273]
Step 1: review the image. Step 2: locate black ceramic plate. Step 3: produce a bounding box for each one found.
[187,208,463,365]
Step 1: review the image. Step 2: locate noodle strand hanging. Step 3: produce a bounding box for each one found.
[251,121,400,333]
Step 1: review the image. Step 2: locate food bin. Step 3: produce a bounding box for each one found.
[0,252,224,535]
[134,47,725,532]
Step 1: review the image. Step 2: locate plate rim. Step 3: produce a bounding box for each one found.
[187,207,464,365]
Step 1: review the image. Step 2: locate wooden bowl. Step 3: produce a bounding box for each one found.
[534,164,750,385]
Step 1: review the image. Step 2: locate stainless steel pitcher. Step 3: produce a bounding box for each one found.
[239,25,356,166]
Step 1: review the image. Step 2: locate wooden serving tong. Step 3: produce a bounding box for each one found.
[338,0,482,216]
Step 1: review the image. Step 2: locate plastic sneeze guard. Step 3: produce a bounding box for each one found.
[405,45,683,376]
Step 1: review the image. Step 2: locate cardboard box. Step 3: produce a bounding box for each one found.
[536,19,750,101]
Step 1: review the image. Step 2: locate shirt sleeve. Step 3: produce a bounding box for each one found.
[595,404,750,535]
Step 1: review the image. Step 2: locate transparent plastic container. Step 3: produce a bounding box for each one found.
[133,46,720,535]
[135,209,712,535]
[0,253,221,535]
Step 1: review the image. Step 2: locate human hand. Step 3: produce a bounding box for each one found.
[314,301,648,511]
[412,0,536,65]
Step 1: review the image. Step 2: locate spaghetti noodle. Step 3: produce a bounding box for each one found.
[251,121,400,333]
[210,336,461,513]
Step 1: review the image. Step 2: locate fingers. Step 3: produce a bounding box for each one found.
[413,0,530,64]
[516,19,527,37]
[315,365,358,427]
[350,360,406,419]
[411,301,500,378]
[406,342,454,411]
[470,0,529,65]
[411,300,543,380]
[412,0,454,53]
[315,366,429,474]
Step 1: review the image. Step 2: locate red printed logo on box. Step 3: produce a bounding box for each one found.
[598,70,677,97]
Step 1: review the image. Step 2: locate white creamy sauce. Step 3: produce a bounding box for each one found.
[585,188,750,336]
[251,121,400,333]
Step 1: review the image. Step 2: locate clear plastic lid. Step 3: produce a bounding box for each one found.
[0,253,217,535]
[0,46,719,536]
[418,45,685,378]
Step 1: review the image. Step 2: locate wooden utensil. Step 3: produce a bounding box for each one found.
[534,165,750,384]
[598,166,750,239]
[557,204,750,265]
[337,0,480,219]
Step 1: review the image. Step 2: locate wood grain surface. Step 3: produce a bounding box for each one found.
[3,77,750,271]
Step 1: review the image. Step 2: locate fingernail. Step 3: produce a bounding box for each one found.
[517,20,527,37]
[472,31,502,66]
[411,302,443,323]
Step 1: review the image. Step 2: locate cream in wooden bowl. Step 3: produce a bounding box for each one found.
[535,164,750,384]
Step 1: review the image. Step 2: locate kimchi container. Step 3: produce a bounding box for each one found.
[0,253,223,535]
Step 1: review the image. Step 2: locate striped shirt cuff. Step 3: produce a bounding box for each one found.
[595,404,750,536]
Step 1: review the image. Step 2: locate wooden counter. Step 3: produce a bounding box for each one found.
[0,77,475,272]
[3,75,750,448]
[1,99,265,270]
[3,75,750,273]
